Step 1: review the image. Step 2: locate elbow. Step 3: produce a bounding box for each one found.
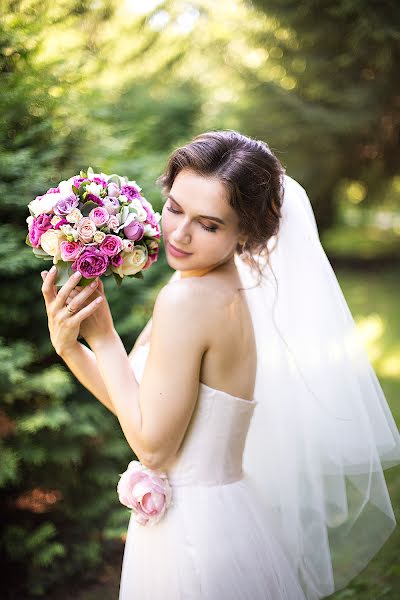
[137,449,175,472]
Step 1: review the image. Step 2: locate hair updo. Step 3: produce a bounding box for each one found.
[156,130,286,282]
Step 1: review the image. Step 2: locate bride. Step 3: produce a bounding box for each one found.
[41,130,400,599]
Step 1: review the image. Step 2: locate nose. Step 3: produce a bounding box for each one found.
[172,219,191,245]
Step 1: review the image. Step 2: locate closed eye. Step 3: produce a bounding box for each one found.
[166,206,218,233]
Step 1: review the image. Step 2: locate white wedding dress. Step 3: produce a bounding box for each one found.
[118,341,307,599]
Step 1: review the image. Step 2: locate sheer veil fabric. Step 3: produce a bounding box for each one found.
[234,174,400,599]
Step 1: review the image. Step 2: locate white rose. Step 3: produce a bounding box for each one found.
[143,223,159,237]
[93,231,106,243]
[66,208,83,223]
[60,224,79,241]
[28,192,63,217]
[40,230,66,261]
[112,246,148,277]
[58,180,74,196]
[26,215,34,230]
[122,239,134,252]
[130,198,147,222]
[86,182,102,196]
[51,215,63,226]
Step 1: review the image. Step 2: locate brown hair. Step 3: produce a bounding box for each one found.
[156,130,286,283]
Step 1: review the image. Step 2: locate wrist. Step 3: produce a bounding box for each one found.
[87,328,119,352]
[57,341,81,359]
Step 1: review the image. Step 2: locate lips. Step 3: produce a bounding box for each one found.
[167,241,192,256]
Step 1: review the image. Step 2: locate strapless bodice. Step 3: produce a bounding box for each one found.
[130,343,257,487]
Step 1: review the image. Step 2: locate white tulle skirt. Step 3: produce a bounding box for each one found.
[119,472,307,599]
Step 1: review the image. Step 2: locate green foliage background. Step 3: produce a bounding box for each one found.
[0,0,399,597]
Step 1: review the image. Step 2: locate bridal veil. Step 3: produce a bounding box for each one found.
[235,174,400,599]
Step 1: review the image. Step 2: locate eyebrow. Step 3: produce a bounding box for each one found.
[168,194,226,225]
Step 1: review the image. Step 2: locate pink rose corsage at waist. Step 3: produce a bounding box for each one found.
[117,460,172,527]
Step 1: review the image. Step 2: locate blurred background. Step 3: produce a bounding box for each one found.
[1,0,399,597]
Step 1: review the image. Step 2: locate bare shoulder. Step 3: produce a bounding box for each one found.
[154,275,226,346]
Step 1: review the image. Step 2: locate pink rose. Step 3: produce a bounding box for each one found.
[103,196,120,215]
[76,217,97,243]
[99,234,123,257]
[107,182,120,198]
[124,220,144,241]
[60,240,84,261]
[71,247,109,279]
[29,214,53,247]
[117,460,172,527]
[107,215,119,231]
[88,206,109,227]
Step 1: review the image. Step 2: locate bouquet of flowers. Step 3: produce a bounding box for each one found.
[117,460,173,527]
[26,167,161,287]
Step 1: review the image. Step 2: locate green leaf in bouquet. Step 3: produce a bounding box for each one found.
[53,262,75,287]
[80,170,88,178]
[112,272,123,287]
[32,247,53,260]
[87,167,94,178]
[107,174,122,187]
[72,185,79,195]
[81,201,99,216]
[77,276,94,288]
[25,233,33,248]
[128,271,144,280]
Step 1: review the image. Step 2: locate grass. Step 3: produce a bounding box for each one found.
[327,266,400,600]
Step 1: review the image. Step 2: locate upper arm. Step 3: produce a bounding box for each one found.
[128,271,180,364]
[138,281,210,470]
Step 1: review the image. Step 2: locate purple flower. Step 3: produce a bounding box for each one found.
[73,177,89,189]
[86,193,104,206]
[142,203,158,227]
[110,252,124,267]
[29,214,53,248]
[54,218,69,230]
[46,187,60,194]
[53,194,79,216]
[71,247,109,279]
[93,176,108,188]
[124,220,145,241]
[121,185,142,202]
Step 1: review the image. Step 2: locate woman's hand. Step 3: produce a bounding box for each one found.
[63,277,115,347]
[41,266,104,356]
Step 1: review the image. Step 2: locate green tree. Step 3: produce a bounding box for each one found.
[239,0,400,230]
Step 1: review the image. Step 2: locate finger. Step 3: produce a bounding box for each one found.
[64,279,99,314]
[54,270,84,310]
[68,295,104,327]
[41,266,58,306]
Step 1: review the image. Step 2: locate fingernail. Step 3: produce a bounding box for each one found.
[74,271,81,278]
[90,280,97,288]
[50,265,56,273]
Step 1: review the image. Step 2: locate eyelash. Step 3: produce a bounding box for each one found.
[166,206,218,233]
